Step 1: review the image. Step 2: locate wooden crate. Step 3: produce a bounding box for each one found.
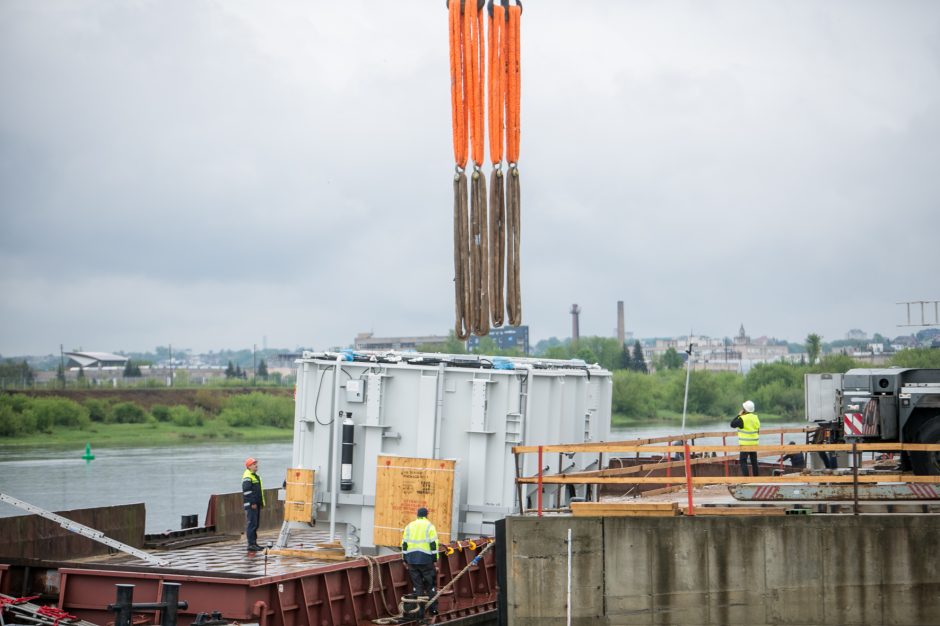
[570,502,679,517]
[373,455,455,548]
[283,468,315,522]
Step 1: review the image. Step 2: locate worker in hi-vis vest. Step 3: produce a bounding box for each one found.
[401,507,439,618]
[242,457,264,552]
[730,400,761,476]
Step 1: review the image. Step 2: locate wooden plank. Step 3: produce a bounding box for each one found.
[268,547,347,561]
[283,468,315,523]
[683,507,786,516]
[573,508,679,517]
[571,501,677,512]
[373,455,455,548]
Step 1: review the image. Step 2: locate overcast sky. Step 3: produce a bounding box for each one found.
[1,1,938,357]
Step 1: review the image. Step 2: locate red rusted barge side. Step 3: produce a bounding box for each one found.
[21,541,496,626]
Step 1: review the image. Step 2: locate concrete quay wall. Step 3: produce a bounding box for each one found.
[500,515,940,625]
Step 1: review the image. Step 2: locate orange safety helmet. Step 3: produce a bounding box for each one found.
[245,457,257,468]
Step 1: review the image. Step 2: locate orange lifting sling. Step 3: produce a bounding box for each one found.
[448,0,522,340]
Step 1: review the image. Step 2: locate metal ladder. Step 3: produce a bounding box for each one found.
[0,492,168,567]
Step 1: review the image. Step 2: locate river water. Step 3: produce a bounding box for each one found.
[0,420,808,533]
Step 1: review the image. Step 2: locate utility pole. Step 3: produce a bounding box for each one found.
[252,344,257,384]
[681,332,693,435]
[59,344,65,389]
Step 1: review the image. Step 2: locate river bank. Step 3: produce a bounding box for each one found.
[0,422,293,449]
[0,414,801,449]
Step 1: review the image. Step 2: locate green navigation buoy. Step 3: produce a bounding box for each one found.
[82,443,95,462]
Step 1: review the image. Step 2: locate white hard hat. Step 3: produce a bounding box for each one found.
[743,400,755,413]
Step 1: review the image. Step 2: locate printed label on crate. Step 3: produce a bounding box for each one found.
[373,455,455,547]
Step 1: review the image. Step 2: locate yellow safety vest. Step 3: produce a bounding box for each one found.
[402,518,438,557]
[242,468,265,506]
[737,412,760,446]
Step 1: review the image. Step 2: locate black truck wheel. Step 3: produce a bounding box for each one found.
[910,416,940,476]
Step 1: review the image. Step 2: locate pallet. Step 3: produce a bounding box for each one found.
[570,502,679,517]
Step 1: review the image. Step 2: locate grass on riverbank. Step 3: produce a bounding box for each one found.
[0,422,293,449]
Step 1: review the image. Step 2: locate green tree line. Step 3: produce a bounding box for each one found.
[0,391,294,438]
[612,349,940,422]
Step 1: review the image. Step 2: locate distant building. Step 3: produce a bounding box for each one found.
[354,332,449,351]
[649,325,790,373]
[64,351,128,370]
[846,329,868,340]
[467,325,530,355]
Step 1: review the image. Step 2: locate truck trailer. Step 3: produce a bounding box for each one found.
[805,368,940,475]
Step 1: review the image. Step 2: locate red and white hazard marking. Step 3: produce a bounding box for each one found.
[908,483,940,499]
[751,485,780,500]
[843,412,865,435]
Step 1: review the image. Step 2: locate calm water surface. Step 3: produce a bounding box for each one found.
[0,420,808,533]
[0,441,293,533]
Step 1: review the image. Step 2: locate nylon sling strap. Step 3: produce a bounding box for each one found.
[448,0,522,337]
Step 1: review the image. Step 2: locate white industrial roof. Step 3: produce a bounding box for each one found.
[65,351,129,367]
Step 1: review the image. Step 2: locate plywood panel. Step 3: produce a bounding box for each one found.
[284,468,315,522]
[374,455,455,548]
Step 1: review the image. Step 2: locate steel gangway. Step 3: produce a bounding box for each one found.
[0,492,168,567]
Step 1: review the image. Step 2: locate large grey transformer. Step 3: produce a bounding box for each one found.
[289,350,612,553]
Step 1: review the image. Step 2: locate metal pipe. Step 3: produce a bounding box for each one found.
[684,443,694,516]
[252,601,269,626]
[680,334,693,435]
[330,355,343,541]
[514,451,524,515]
[433,362,446,458]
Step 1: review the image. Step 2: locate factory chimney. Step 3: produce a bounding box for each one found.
[617,300,625,347]
[571,304,581,346]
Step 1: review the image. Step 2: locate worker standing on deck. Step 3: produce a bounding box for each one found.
[730,401,761,476]
[401,507,439,618]
[242,457,264,552]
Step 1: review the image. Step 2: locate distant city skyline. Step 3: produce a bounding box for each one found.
[5,321,935,361]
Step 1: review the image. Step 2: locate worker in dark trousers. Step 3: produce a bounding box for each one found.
[401,507,439,618]
[730,400,761,476]
[242,457,264,552]
[780,441,806,469]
